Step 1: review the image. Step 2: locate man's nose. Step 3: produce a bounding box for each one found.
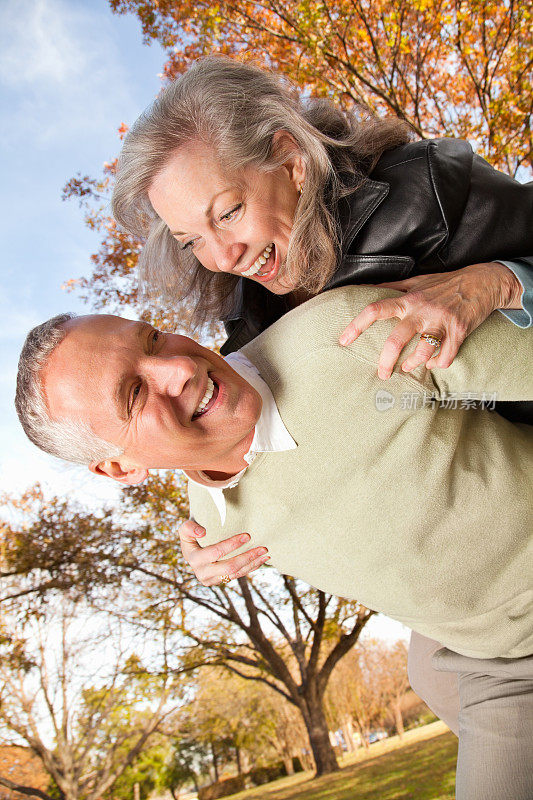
[144,355,197,396]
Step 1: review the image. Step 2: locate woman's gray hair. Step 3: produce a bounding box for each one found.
[112,56,410,326]
[15,314,122,466]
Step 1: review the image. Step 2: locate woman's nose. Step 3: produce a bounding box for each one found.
[210,236,246,274]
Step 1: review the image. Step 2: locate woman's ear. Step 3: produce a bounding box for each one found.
[89,459,148,486]
[271,130,306,189]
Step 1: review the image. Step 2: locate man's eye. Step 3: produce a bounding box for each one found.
[151,329,161,348]
[128,383,142,414]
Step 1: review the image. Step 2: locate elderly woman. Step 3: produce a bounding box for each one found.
[111,57,532,792]
[112,57,532,383]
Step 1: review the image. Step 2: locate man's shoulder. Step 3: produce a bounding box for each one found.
[241,286,404,384]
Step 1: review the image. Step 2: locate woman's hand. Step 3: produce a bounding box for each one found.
[339,262,522,379]
[178,520,270,586]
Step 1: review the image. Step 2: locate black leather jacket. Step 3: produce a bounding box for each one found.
[221,138,533,423]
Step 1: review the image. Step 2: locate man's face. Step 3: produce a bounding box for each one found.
[42,315,262,476]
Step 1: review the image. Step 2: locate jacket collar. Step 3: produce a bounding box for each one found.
[337,178,390,255]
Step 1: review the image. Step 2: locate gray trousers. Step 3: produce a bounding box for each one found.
[408,631,533,800]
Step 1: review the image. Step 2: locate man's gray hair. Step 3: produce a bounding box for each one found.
[15,313,122,466]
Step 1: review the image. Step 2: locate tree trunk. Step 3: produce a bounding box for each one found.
[341,717,357,752]
[211,740,219,782]
[393,700,405,739]
[235,744,242,775]
[240,750,250,773]
[354,720,370,751]
[282,756,294,775]
[299,688,339,776]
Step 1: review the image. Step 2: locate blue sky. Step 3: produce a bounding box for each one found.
[0,0,166,502]
[0,0,408,644]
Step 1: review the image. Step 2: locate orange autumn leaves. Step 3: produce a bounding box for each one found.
[66,0,532,316]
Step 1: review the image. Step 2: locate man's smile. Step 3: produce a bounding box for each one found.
[193,376,220,419]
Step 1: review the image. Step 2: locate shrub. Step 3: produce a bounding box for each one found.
[198,775,246,800]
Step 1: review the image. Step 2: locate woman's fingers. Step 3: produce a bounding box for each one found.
[178,519,207,563]
[376,319,421,379]
[339,296,406,345]
[178,520,269,586]
[400,331,449,373]
[340,264,507,375]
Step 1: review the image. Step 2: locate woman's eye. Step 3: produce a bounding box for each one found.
[151,329,160,347]
[180,239,197,251]
[219,203,243,223]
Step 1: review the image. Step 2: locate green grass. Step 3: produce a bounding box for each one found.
[228,727,458,800]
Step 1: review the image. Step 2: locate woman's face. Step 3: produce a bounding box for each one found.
[147,136,306,295]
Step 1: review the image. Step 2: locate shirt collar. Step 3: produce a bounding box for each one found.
[186,350,296,524]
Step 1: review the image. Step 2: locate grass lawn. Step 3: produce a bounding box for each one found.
[228,723,458,800]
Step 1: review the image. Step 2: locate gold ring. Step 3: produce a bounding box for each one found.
[221,574,232,584]
[420,333,442,348]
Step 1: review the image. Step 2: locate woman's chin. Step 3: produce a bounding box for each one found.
[261,264,298,295]
[266,280,296,295]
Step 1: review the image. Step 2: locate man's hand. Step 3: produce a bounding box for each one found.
[339,262,523,379]
[178,520,270,586]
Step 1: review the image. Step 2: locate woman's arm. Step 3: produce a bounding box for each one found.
[339,139,533,375]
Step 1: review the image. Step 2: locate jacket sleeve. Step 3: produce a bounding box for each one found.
[497,259,533,329]
[431,142,533,270]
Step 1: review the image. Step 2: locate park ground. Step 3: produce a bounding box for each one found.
[214,722,458,800]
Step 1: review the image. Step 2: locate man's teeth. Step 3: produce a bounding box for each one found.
[241,244,273,277]
[194,377,215,416]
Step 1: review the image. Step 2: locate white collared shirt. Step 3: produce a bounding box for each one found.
[186,351,296,524]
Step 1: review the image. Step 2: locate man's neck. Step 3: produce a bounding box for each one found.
[185,427,256,484]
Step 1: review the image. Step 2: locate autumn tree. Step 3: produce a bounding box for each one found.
[324,638,398,749]
[116,0,533,170]
[174,665,311,778]
[2,481,375,776]
[373,638,410,738]
[63,0,532,315]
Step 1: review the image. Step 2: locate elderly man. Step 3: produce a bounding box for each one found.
[16,286,533,800]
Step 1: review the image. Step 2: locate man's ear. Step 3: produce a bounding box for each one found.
[89,459,148,486]
[271,130,306,189]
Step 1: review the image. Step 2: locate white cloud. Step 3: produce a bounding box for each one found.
[0,0,83,87]
[0,0,139,147]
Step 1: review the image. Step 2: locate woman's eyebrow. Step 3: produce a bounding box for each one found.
[170,188,236,235]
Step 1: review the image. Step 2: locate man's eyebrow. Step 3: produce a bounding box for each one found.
[170,188,236,236]
[113,321,150,420]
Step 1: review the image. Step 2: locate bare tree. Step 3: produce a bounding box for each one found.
[2,481,375,776]
[0,598,178,800]
[374,639,410,738]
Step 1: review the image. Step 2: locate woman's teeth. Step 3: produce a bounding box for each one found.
[194,377,215,417]
[241,244,273,277]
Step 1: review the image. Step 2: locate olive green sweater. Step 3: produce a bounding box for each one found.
[189,287,533,659]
